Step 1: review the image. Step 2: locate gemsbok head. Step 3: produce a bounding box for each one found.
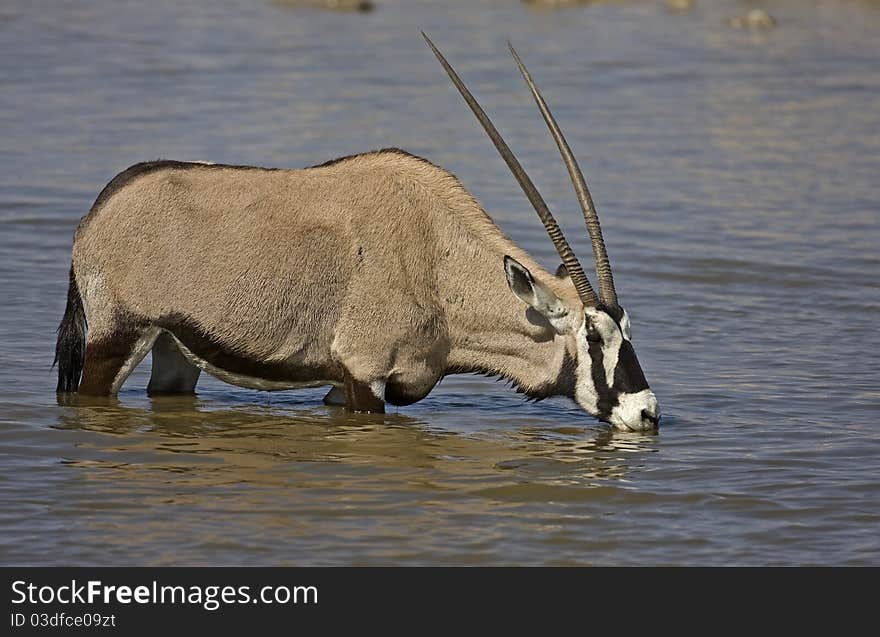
[423,34,659,430]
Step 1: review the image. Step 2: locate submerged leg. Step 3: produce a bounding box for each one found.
[78,327,158,396]
[322,385,346,406]
[147,331,201,395]
[343,371,385,413]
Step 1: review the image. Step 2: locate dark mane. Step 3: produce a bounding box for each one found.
[308,147,441,170]
[89,149,439,217]
[88,159,280,215]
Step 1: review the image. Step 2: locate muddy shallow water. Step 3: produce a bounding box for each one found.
[1,0,878,565]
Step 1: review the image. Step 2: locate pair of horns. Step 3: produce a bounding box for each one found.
[423,33,618,308]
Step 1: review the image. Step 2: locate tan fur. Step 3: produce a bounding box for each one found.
[72,150,584,403]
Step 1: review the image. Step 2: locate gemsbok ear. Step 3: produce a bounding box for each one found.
[503,256,570,331]
[554,263,570,280]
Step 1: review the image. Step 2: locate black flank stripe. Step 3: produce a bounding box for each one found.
[155,313,340,384]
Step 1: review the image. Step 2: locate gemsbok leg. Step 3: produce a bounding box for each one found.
[78,325,158,396]
[147,331,201,395]
[343,370,385,413]
[322,386,347,406]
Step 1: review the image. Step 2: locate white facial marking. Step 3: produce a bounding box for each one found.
[573,320,599,414]
[620,309,632,342]
[609,389,659,432]
[584,307,623,388]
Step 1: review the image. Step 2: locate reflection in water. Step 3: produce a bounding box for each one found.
[30,398,661,565]
[54,397,654,489]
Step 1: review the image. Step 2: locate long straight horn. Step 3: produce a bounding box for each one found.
[422,32,599,308]
[508,43,619,308]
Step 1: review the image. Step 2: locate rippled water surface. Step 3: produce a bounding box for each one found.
[1,0,878,565]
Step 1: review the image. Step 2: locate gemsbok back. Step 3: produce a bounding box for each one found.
[54,34,660,431]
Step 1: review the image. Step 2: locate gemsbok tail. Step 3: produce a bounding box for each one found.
[54,266,86,392]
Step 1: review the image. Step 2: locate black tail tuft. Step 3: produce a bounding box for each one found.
[53,266,86,392]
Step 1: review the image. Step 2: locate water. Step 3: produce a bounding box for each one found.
[1,0,878,565]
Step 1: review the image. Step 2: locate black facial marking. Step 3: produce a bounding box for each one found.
[555,349,578,399]
[584,320,602,343]
[599,303,624,324]
[588,340,619,421]
[614,340,650,394]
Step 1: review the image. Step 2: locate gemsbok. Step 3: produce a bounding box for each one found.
[54,34,660,431]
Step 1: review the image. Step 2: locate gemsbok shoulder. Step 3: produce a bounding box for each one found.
[54,34,660,431]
